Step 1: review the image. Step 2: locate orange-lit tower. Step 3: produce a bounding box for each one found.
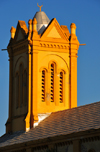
[6,5,79,133]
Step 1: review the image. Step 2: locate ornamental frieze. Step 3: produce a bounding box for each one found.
[13,45,26,52]
[39,43,68,49]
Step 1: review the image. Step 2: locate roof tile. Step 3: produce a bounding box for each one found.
[0,101,100,148]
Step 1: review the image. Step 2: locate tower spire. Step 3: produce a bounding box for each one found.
[37,3,43,12]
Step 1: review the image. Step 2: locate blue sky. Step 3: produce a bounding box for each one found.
[0,0,100,136]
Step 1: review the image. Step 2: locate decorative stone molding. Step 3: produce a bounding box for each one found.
[32,145,48,151]
[81,136,100,143]
[56,140,73,146]
[13,45,26,52]
[13,149,26,152]
[39,43,68,49]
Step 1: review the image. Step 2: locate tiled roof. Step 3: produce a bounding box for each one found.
[0,101,100,148]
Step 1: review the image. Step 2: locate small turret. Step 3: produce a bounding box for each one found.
[70,23,76,35]
[33,18,37,32]
[28,19,32,32]
[10,26,16,39]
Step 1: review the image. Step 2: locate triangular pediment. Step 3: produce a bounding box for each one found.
[16,28,24,41]
[41,18,69,42]
[14,21,28,42]
[47,26,61,38]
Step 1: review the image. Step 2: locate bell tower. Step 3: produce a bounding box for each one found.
[6,6,79,133]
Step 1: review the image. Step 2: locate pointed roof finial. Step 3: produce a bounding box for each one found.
[37,3,43,12]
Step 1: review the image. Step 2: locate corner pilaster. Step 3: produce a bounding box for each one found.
[69,23,79,108]
[6,47,13,133]
[73,139,81,152]
[25,44,31,131]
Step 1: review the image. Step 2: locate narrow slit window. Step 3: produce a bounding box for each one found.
[59,72,63,103]
[19,64,23,107]
[16,73,19,108]
[41,70,45,102]
[51,64,54,102]
[23,70,27,106]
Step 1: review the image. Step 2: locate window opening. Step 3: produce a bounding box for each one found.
[19,64,23,107]
[41,70,45,102]
[16,73,19,108]
[59,72,63,103]
[23,70,27,106]
[51,64,54,102]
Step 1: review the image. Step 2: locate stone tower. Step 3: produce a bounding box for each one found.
[6,7,79,133]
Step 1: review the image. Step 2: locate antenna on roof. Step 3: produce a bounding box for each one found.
[37,3,43,12]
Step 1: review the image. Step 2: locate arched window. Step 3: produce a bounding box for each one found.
[41,70,46,102]
[15,63,27,108]
[16,72,19,108]
[51,63,55,102]
[23,70,27,106]
[59,71,63,103]
[19,64,23,107]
